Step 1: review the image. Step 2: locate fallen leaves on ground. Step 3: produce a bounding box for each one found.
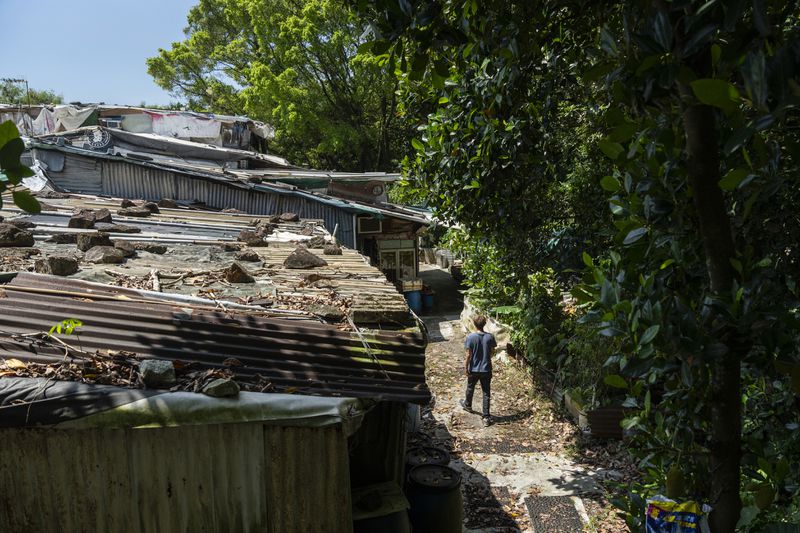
[418,317,633,532]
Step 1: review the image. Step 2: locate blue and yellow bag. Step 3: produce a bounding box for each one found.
[645,496,711,533]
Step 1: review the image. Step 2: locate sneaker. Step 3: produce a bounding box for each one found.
[459,399,473,413]
[482,417,492,427]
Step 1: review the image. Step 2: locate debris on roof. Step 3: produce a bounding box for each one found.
[0,272,428,403]
[0,192,430,405]
[1,193,415,326]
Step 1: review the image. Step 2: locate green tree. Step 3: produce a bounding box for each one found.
[352,0,800,530]
[0,81,63,105]
[147,0,407,171]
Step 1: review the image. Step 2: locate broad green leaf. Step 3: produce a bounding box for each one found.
[755,257,772,268]
[492,305,520,315]
[724,126,754,155]
[690,79,740,112]
[719,168,748,191]
[12,190,41,214]
[604,374,628,389]
[598,138,624,159]
[711,44,721,66]
[730,257,743,274]
[623,227,648,245]
[433,59,449,78]
[0,137,25,173]
[582,252,593,268]
[570,286,594,304]
[736,505,760,529]
[600,175,621,192]
[621,415,641,430]
[682,24,719,58]
[639,325,660,346]
[582,62,613,82]
[659,259,675,270]
[411,138,424,151]
[635,54,662,76]
[3,165,34,184]
[608,124,637,143]
[0,120,20,149]
[600,27,618,57]
[410,52,427,75]
[599,327,624,337]
[652,11,673,51]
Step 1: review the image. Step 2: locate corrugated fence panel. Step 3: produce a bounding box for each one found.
[0,422,351,533]
[264,424,353,533]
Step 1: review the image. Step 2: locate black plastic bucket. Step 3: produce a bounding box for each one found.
[406,464,463,533]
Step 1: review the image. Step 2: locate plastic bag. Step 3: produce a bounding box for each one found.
[645,495,711,533]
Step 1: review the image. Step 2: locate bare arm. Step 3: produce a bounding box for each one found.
[464,347,472,375]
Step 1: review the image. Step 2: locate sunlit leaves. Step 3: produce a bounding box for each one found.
[148,0,404,171]
[690,78,740,112]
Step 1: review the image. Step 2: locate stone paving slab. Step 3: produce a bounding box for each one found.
[449,454,600,497]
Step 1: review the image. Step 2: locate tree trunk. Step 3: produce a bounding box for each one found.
[682,103,741,533]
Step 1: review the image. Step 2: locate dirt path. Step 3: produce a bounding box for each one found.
[414,315,629,532]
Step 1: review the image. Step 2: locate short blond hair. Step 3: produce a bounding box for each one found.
[472,315,487,330]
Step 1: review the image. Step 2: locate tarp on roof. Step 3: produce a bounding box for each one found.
[0,377,365,433]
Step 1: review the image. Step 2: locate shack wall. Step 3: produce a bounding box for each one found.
[348,401,407,488]
[40,151,357,247]
[0,422,352,533]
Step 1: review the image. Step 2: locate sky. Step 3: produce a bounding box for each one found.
[0,0,198,106]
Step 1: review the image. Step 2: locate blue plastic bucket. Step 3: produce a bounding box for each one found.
[404,290,422,314]
[422,292,434,310]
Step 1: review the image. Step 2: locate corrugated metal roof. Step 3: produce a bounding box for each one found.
[1,194,412,322]
[0,273,430,403]
[30,140,430,225]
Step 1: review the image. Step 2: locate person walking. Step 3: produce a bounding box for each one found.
[460,314,497,427]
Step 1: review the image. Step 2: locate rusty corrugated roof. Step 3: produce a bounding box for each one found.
[0,273,429,403]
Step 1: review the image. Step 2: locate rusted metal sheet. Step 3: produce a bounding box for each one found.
[0,422,352,533]
[0,273,429,403]
[264,425,353,532]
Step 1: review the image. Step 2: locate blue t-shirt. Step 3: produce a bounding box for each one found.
[464,332,497,374]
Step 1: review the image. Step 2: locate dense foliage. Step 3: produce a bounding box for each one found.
[147,0,408,171]
[0,81,63,105]
[353,0,800,531]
